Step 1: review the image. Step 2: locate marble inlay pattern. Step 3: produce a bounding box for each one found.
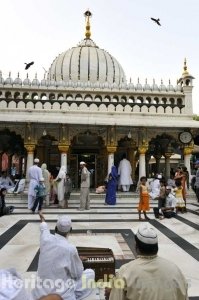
[0,192,199,299]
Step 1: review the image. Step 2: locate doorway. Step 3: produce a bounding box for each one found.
[69,153,96,189]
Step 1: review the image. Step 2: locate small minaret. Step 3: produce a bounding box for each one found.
[178,58,195,115]
[84,10,92,39]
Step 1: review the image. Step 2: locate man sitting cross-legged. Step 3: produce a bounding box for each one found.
[31,213,95,300]
[161,186,177,218]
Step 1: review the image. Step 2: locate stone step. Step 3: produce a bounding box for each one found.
[5,190,197,204]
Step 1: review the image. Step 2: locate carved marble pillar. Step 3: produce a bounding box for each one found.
[24,144,35,179]
[154,154,162,174]
[58,144,70,172]
[8,154,13,176]
[0,152,2,172]
[138,143,148,179]
[183,145,194,181]
[107,146,117,175]
[19,156,23,176]
[164,153,172,180]
[145,152,151,178]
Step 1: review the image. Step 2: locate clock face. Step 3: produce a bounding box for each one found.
[179,131,192,144]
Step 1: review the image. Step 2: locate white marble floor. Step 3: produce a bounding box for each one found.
[0,191,199,299]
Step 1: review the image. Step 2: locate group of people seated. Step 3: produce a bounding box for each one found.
[0,171,26,217]
[149,167,189,219]
[0,218,189,299]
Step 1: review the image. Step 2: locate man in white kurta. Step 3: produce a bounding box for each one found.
[54,166,66,205]
[149,174,161,199]
[118,154,133,192]
[41,163,51,206]
[28,158,42,209]
[108,223,188,300]
[0,268,29,300]
[79,162,90,210]
[31,214,95,300]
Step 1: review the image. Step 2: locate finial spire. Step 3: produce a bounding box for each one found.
[182,57,189,76]
[84,10,92,39]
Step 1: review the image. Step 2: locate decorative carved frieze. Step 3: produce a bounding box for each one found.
[58,144,70,153]
[24,143,35,153]
[183,144,194,155]
[106,146,117,153]
[138,140,149,154]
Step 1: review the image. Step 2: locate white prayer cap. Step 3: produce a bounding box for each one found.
[80,161,86,165]
[136,223,158,245]
[39,177,44,181]
[0,268,29,300]
[166,186,172,190]
[157,174,162,179]
[56,215,72,233]
[34,158,39,163]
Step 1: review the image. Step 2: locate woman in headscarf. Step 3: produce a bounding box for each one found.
[105,166,118,205]
[41,163,50,206]
[54,166,66,206]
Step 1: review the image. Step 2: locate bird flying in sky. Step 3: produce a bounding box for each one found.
[151,18,161,26]
[24,61,34,70]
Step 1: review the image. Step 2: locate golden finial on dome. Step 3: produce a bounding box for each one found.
[182,58,189,76]
[84,9,92,39]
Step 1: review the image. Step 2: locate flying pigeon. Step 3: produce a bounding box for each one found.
[24,61,34,70]
[151,18,161,26]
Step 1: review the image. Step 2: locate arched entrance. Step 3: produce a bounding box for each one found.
[69,131,106,189]
[116,136,137,180]
[36,135,60,177]
[0,129,26,177]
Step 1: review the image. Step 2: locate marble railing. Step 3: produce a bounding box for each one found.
[0,98,185,114]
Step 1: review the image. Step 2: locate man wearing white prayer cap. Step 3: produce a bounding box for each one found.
[107,223,189,300]
[31,213,95,300]
[149,173,161,200]
[28,158,42,210]
[0,268,29,300]
[78,161,90,211]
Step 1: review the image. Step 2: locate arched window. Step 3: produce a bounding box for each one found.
[58,94,64,100]
[14,92,21,99]
[66,94,73,101]
[32,93,39,100]
[5,91,12,99]
[49,93,55,100]
[112,95,119,102]
[154,97,159,104]
[84,94,93,101]
[177,98,182,106]
[162,97,167,105]
[128,96,135,103]
[170,98,175,105]
[121,96,127,102]
[41,93,47,100]
[146,97,151,104]
[23,92,30,100]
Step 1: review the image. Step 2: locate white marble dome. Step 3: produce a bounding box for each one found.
[48,38,126,85]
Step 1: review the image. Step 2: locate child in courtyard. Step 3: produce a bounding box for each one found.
[31,177,46,213]
[138,176,150,221]
[174,179,186,214]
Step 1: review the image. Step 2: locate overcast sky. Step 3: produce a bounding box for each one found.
[0,0,199,113]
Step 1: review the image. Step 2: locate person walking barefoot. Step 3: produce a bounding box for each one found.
[138,176,150,221]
